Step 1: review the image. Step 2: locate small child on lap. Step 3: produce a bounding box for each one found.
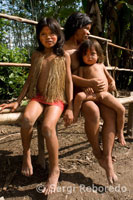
[74,39,126,146]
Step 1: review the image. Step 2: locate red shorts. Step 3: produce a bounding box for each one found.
[31,94,65,111]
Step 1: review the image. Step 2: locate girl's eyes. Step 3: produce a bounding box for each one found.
[40,33,55,36]
[84,52,96,56]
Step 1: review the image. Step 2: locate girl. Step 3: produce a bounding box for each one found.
[74,39,126,146]
[0,17,73,195]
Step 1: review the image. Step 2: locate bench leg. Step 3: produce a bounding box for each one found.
[36,120,46,169]
[127,103,133,137]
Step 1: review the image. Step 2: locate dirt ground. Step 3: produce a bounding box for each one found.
[0,96,133,200]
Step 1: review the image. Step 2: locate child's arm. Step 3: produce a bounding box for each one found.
[15,52,37,105]
[103,64,116,92]
[79,67,94,95]
[0,52,37,112]
[72,75,106,92]
[63,52,74,127]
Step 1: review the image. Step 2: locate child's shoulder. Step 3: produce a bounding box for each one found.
[95,63,105,68]
[31,50,44,62]
[32,50,43,57]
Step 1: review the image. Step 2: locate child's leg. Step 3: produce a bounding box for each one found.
[74,92,98,122]
[41,105,62,195]
[74,92,87,122]
[98,92,126,145]
[21,100,44,176]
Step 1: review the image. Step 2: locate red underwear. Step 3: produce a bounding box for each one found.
[31,94,65,111]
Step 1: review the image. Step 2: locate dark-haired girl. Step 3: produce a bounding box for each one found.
[0,17,73,195]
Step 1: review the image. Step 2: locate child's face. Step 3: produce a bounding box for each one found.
[39,26,57,49]
[75,24,91,44]
[83,48,98,65]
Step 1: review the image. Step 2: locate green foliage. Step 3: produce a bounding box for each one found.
[0,18,10,44]
[0,0,132,99]
[0,44,29,99]
[0,0,83,100]
[21,0,83,23]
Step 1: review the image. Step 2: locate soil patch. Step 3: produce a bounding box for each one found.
[0,92,133,200]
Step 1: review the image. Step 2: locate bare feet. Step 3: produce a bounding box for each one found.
[117,132,126,146]
[21,151,33,176]
[42,167,60,195]
[98,155,118,184]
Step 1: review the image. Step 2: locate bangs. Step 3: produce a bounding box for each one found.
[47,19,61,34]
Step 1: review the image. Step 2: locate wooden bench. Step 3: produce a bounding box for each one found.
[0,94,133,169]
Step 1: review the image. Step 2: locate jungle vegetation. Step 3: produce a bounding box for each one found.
[0,0,133,99]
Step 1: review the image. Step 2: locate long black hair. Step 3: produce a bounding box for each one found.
[64,12,92,41]
[36,17,64,56]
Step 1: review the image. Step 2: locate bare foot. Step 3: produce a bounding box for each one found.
[118,134,126,146]
[42,167,60,195]
[98,156,118,184]
[21,151,33,176]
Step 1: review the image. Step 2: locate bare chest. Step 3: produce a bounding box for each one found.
[83,65,106,80]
